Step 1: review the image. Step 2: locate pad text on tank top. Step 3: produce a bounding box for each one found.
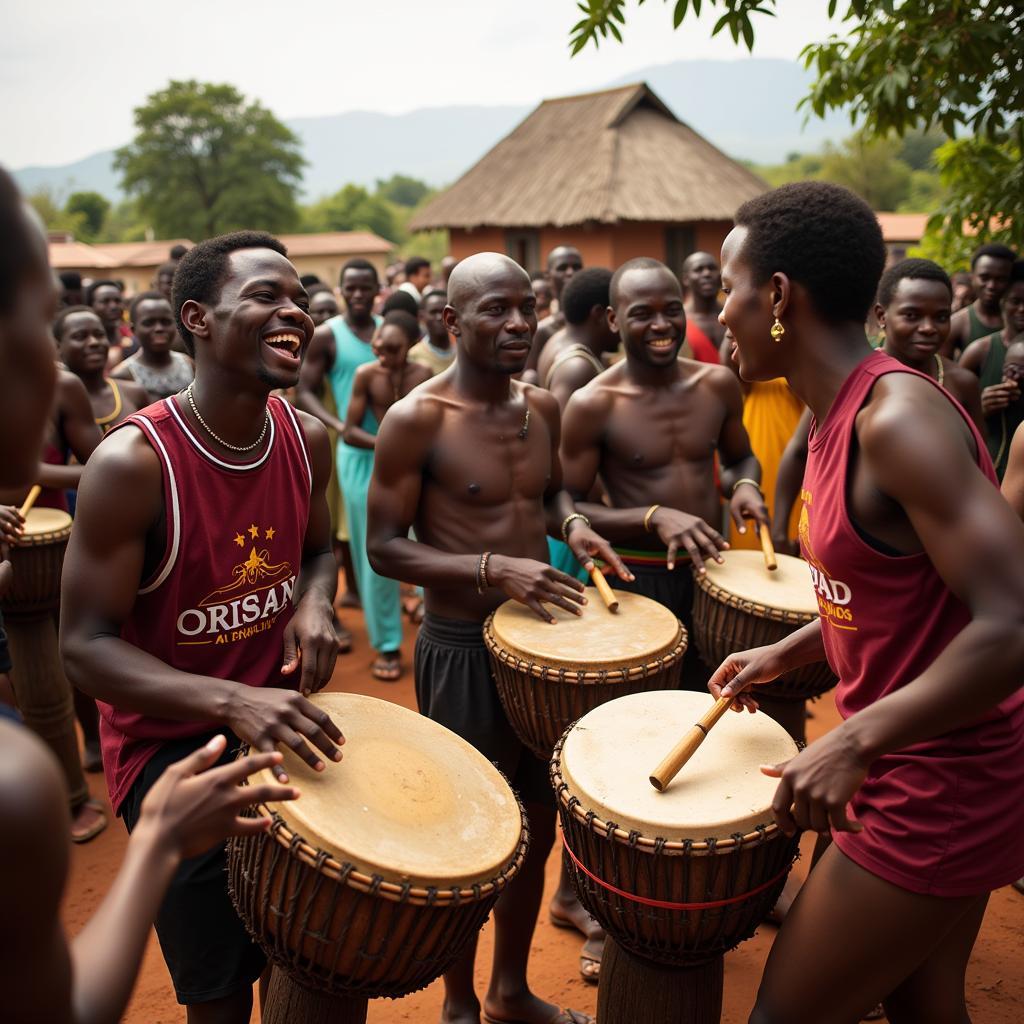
[97,395,312,813]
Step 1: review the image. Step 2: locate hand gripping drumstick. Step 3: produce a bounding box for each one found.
[649,695,733,792]
[758,523,778,572]
[588,566,619,612]
[18,485,41,519]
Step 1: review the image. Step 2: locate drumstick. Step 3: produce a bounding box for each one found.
[758,523,778,572]
[648,695,733,792]
[18,485,41,519]
[589,566,619,613]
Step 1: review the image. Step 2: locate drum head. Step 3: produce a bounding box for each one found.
[491,589,682,670]
[698,550,818,618]
[255,693,523,888]
[560,690,798,839]
[20,508,73,542]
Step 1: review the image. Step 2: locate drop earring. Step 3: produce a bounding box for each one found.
[770,317,785,342]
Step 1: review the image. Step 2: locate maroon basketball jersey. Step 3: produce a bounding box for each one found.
[98,395,312,812]
[802,351,1024,896]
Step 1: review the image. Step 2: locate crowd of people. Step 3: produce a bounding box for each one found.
[0,160,1022,1024]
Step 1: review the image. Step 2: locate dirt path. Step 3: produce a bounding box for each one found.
[63,600,1023,1023]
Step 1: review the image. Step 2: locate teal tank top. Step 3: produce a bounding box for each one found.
[326,315,381,420]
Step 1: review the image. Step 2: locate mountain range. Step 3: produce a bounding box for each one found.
[12,58,851,204]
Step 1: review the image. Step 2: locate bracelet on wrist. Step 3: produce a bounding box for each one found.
[560,512,590,543]
[476,551,492,594]
[643,504,661,532]
[730,477,763,498]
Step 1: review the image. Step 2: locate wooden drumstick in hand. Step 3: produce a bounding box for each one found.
[589,566,619,613]
[18,485,41,519]
[649,695,733,792]
[758,523,778,572]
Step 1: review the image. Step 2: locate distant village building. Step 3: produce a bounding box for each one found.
[874,213,929,263]
[48,231,394,294]
[410,83,769,274]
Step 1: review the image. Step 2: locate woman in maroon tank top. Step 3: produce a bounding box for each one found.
[709,182,1024,1024]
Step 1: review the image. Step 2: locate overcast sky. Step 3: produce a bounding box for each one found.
[3,0,842,169]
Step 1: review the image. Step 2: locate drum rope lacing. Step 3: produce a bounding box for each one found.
[560,830,791,911]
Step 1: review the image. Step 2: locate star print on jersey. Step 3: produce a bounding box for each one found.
[176,524,296,646]
[798,488,857,632]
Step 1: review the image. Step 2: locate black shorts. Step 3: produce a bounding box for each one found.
[0,609,11,675]
[120,731,266,1005]
[612,563,712,693]
[414,613,552,806]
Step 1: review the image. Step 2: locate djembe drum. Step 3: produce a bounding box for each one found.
[229,692,528,1024]
[691,549,837,743]
[484,588,687,759]
[0,508,88,808]
[553,690,800,1024]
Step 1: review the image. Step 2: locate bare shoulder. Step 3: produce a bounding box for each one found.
[959,333,991,368]
[409,362,433,387]
[309,321,336,357]
[109,358,133,380]
[119,379,150,407]
[78,425,163,516]
[944,360,981,392]
[566,364,618,411]
[57,366,89,403]
[380,377,447,439]
[292,407,330,449]
[687,360,742,400]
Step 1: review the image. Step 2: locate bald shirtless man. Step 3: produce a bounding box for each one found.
[561,257,768,692]
[368,252,628,1024]
[525,245,583,373]
[681,250,725,361]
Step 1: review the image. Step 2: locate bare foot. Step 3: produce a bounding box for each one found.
[70,798,107,844]
[439,997,480,1024]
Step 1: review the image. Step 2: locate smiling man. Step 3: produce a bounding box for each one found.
[112,292,195,403]
[681,250,726,361]
[60,231,345,1024]
[367,251,627,1024]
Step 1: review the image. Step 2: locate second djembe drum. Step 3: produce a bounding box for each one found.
[484,588,687,759]
[553,690,800,1024]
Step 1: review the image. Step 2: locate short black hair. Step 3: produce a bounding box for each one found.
[59,270,82,289]
[734,181,886,325]
[169,244,189,260]
[299,273,322,288]
[876,258,951,308]
[307,283,336,299]
[420,288,447,307]
[85,279,122,306]
[155,261,177,280]
[381,290,420,317]
[129,289,170,323]
[381,310,420,345]
[404,256,430,278]
[609,257,678,307]
[53,304,100,342]
[171,230,287,356]
[971,243,1016,269]
[339,258,379,286]
[562,267,613,325]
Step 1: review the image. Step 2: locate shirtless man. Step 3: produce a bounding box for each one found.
[681,250,726,361]
[944,243,1016,358]
[55,306,149,431]
[561,258,768,692]
[525,245,584,373]
[61,231,344,1024]
[367,252,628,1024]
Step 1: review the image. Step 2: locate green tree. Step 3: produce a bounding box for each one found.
[376,174,433,208]
[569,1,1024,255]
[115,80,305,239]
[27,187,86,237]
[65,191,110,241]
[304,184,399,241]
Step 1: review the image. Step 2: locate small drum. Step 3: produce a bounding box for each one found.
[0,508,72,616]
[692,549,837,703]
[485,588,687,759]
[229,692,528,1023]
[553,690,800,1023]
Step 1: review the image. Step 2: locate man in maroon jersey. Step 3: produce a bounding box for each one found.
[61,231,344,1024]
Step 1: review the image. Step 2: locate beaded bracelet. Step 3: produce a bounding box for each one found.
[561,512,590,543]
[476,551,492,594]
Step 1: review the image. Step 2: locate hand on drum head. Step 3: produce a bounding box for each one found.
[280,595,339,696]
[564,521,635,583]
[761,728,868,837]
[226,687,345,783]
[648,506,727,573]
[488,553,586,624]
[0,505,24,547]
[137,735,300,860]
[708,644,787,712]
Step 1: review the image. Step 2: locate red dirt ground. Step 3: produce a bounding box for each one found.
[62,600,1024,1023]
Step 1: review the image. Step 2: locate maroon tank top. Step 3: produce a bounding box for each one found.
[801,351,1024,896]
[98,395,312,812]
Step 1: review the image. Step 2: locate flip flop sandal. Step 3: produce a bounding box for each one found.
[70,799,108,844]
[549,908,602,984]
[483,1009,593,1024]
[371,657,402,682]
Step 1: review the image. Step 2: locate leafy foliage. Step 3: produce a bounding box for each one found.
[115,80,305,238]
[568,1,1024,257]
[65,192,110,240]
[375,174,434,208]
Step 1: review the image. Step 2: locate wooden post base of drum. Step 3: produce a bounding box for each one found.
[598,941,723,1024]
[262,967,368,1024]
[4,614,89,810]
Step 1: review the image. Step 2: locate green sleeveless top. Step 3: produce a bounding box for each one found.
[326,314,382,421]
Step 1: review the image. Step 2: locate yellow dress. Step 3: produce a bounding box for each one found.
[729,378,804,550]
